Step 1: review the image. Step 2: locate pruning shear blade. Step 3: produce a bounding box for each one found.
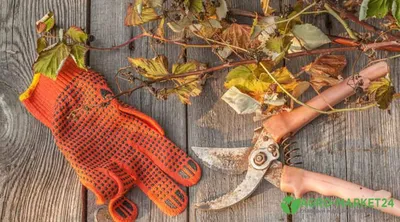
[195,165,269,210]
[191,146,251,174]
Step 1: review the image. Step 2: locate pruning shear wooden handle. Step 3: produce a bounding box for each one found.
[281,165,400,216]
[264,61,389,142]
[192,62,400,217]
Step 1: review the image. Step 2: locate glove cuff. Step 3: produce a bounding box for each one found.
[19,57,84,128]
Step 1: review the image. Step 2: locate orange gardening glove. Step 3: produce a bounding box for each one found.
[20,57,201,222]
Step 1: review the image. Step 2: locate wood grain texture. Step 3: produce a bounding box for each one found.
[0,0,87,221]
[3,0,400,221]
[87,1,188,222]
[187,1,286,222]
[284,1,400,221]
[282,1,348,220]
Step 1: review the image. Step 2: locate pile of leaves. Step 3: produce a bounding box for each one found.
[33,0,399,119]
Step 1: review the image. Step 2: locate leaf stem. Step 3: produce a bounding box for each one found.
[258,62,377,114]
[85,32,221,51]
[326,1,400,41]
[324,3,359,40]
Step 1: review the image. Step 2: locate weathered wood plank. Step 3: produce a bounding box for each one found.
[87,1,188,221]
[0,0,87,221]
[287,1,400,221]
[187,1,286,222]
[280,1,348,220]
[334,18,400,222]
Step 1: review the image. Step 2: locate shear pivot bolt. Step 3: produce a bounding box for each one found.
[268,144,278,152]
[254,153,267,165]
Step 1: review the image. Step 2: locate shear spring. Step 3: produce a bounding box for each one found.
[281,137,303,166]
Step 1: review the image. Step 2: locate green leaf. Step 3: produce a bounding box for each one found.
[292,24,331,50]
[128,55,169,79]
[187,0,204,13]
[124,2,159,26]
[392,0,400,25]
[216,0,228,20]
[37,37,47,53]
[33,42,71,79]
[222,86,260,114]
[367,77,395,109]
[70,44,88,69]
[36,12,55,34]
[224,62,276,99]
[65,26,88,43]
[359,0,391,20]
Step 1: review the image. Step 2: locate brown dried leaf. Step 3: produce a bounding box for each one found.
[304,55,346,91]
[36,12,55,34]
[304,55,347,77]
[220,23,252,49]
[310,74,341,91]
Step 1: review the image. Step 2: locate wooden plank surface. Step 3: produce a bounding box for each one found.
[187,1,286,222]
[0,0,87,221]
[2,0,400,222]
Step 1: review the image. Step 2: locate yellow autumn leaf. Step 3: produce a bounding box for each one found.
[128,55,169,79]
[367,77,395,109]
[171,61,207,104]
[260,0,274,15]
[124,2,159,26]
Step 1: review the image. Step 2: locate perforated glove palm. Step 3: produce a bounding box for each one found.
[20,58,201,222]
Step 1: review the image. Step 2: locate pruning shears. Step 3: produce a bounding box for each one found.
[192,62,400,217]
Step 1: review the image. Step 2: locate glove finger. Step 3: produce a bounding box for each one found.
[109,196,138,222]
[117,102,201,186]
[96,160,136,196]
[79,169,119,205]
[117,148,188,216]
[118,102,164,135]
[130,131,201,187]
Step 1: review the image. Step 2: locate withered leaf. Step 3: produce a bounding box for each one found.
[65,26,88,43]
[156,17,165,37]
[70,44,88,70]
[222,86,260,114]
[224,64,304,101]
[310,74,341,91]
[251,16,276,40]
[167,14,194,33]
[128,55,169,79]
[220,23,252,49]
[260,0,274,15]
[36,12,55,34]
[185,0,204,13]
[37,37,47,53]
[367,77,395,109]
[215,0,228,20]
[124,2,159,26]
[304,55,347,77]
[170,61,207,104]
[291,24,331,50]
[224,62,274,100]
[189,19,222,38]
[304,55,346,91]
